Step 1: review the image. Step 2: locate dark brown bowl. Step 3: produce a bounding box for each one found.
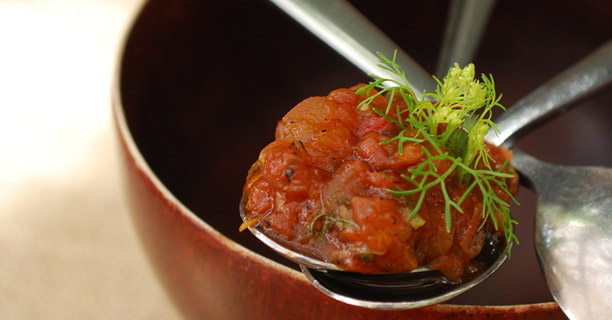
[113,1,612,319]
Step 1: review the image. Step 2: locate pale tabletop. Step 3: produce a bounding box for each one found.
[0,0,182,318]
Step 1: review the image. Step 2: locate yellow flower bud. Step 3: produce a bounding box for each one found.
[472,122,489,142]
[467,82,486,107]
[433,106,452,123]
[447,112,464,127]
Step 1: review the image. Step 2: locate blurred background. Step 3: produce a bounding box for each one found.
[0,0,181,318]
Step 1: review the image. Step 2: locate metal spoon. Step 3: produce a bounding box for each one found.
[250,0,612,310]
[240,200,508,309]
[436,0,497,78]
[268,0,435,98]
[510,150,612,320]
[486,39,612,320]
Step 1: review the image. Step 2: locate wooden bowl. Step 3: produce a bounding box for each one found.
[113,1,612,319]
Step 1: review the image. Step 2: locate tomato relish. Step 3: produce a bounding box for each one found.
[241,84,518,281]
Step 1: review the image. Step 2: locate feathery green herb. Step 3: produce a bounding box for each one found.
[356,51,519,254]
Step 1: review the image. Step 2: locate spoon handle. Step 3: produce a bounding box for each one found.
[436,0,496,77]
[486,39,612,147]
[269,0,435,99]
[507,148,548,186]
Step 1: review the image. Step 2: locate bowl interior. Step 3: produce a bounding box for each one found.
[119,0,612,306]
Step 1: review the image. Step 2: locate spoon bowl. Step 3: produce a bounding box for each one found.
[300,231,507,309]
[240,197,509,309]
[512,150,612,319]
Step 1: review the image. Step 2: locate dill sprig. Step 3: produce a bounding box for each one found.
[355,51,519,254]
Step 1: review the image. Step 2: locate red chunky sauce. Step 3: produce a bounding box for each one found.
[241,84,519,280]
